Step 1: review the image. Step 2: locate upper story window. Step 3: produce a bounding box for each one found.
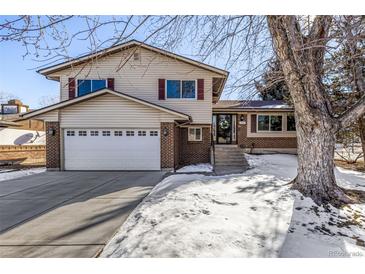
[2,105,18,114]
[287,114,296,131]
[77,79,107,96]
[257,115,282,132]
[166,80,196,99]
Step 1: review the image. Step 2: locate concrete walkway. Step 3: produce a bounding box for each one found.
[0,171,164,257]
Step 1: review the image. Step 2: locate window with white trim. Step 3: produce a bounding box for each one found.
[232,115,237,142]
[257,115,282,132]
[166,80,196,99]
[138,130,146,136]
[150,131,158,136]
[102,130,111,136]
[66,130,75,136]
[114,131,123,136]
[126,131,134,136]
[78,130,87,136]
[188,127,202,141]
[90,130,99,136]
[77,79,107,96]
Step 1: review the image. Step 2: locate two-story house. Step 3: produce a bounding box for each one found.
[20,40,297,171]
[20,40,228,170]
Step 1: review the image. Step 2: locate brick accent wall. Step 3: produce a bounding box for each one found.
[160,122,176,169]
[45,121,60,169]
[174,126,180,169]
[237,114,297,149]
[179,127,211,165]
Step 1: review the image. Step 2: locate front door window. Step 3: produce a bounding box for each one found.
[216,114,232,144]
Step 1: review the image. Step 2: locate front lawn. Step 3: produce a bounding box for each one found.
[101,154,365,258]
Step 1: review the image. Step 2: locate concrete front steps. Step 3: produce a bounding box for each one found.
[214,145,249,175]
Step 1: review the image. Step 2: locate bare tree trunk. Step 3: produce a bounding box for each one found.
[359,117,365,166]
[267,16,355,205]
[294,113,349,204]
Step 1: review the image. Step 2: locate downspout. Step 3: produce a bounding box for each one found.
[173,117,192,171]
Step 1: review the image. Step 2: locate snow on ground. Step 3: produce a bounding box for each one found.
[0,167,46,182]
[176,163,213,173]
[0,128,45,145]
[334,143,363,163]
[281,167,365,258]
[101,154,296,257]
[101,154,365,258]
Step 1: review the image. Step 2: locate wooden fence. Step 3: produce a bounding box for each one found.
[0,145,45,165]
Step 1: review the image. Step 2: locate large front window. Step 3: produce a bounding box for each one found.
[77,79,107,96]
[166,80,196,99]
[257,115,282,132]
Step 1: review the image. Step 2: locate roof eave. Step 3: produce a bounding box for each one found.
[19,89,191,121]
[37,40,229,77]
[213,107,294,112]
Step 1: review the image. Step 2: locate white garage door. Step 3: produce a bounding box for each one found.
[64,129,160,170]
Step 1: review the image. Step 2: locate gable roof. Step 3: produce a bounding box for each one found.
[38,40,229,77]
[19,88,191,121]
[213,100,293,111]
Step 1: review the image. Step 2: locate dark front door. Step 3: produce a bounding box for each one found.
[216,114,232,144]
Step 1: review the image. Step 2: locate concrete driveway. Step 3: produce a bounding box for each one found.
[0,171,165,257]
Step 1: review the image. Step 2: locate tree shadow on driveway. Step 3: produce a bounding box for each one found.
[0,171,165,257]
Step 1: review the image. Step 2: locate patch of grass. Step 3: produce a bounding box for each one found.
[335,159,365,172]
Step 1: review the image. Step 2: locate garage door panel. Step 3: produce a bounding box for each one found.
[64,129,160,170]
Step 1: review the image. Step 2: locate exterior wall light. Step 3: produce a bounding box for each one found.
[163,127,169,137]
[47,128,56,136]
[239,114,246,125]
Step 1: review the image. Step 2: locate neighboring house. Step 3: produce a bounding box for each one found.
[0,99,45,165]
[1,99,45,146]
[19,40,297,171]
[1,99,44,132]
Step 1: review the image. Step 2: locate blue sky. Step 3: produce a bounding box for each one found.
[0,41,59,108]
[0,16,193,108]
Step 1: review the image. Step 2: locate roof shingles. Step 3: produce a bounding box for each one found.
[213,100,292,110]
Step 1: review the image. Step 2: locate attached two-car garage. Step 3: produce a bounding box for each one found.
[21,89,190,171]
[64,128,160,170]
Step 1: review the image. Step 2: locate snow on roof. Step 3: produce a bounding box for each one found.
[213,100,292,110]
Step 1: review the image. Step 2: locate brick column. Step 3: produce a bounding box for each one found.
[45,121,60,170]
[160,122,175,169]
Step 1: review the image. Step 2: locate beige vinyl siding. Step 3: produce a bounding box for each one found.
[59,93,181,128]
[49,47,220,124]
[36,110,59,122]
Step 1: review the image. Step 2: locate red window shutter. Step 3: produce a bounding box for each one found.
[68,78,76,99]
[197,79,204,100]
[251,114,257,133]
[107,78,114,90]
[158,79,165,100]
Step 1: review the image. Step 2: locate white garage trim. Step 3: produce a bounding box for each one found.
[63,128,160,170]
